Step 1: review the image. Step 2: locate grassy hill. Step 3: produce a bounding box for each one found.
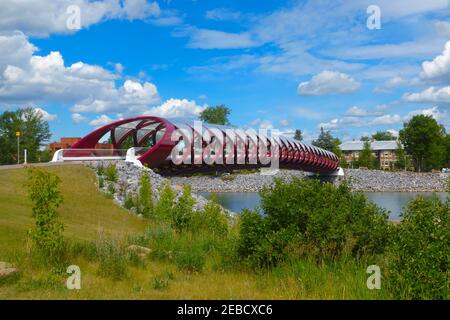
[0,165,383,299]
[0,165,146,258]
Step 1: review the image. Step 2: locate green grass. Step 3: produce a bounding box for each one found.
[0,165,386,299]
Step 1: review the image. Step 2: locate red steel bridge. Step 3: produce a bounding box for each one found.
[52,116,340,175]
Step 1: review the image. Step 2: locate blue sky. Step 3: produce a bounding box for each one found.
[0,0,449,143]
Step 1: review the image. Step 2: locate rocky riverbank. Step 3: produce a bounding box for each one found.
[86,161,210,215]
[344,169,448,192]
[170,169,449,193]
[84,161,448,204]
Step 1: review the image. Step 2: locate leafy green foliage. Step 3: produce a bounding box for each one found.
[96,164,105,176]
[123,193,134,210]
[0,108,52,164]
[172,185,195,232]
[154,181,176,220]
[399,115,446,171]
[175,245,206,273]
[294,129,303,141]
[107,182,115,198]
[444,134,450,168]
[137,172,153,218]
[312,127,341,152]
[372,131,396,141]
[199,105,231,125]
[358,141,377,169]
[237,178,391,268]
[96,240,128,280]
[151,275,170,290]
[26,168,65,265]
[104,164,118,182]
[192,194,229,239]
[98,176,105,189]
[387,196,449,299]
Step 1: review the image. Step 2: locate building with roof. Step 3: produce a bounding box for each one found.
[340,140,401,169]
[49,137,113,156]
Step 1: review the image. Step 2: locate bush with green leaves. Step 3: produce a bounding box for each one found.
[104,163,118,182]
[98,175,105,189]
[106,182,115,199]
[137,172,153,217]
[96,164,105,176]
[130,224,177,261]
[237,178,391,268]
[96,240,128,280]
[387,196,449,299]
[175,244,206,273]
[172,185,195,232]
[27,168,66,265]
[123,193,134,210]
[192,194,229,239]
[154,181,176,220]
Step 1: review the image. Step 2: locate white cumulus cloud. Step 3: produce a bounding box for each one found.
[71,113,88,123]
[403,86,450,103]
[89,114,113,127]
[0,32,161,113]
[0,0,160,37]
[143,98,207,118]
[34,107,57,121]
[297,71,360,96]
[421,40,450,81]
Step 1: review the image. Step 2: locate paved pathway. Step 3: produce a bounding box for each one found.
[0,162,84,170]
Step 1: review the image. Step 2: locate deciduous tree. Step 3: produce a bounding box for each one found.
[199,105,231,125]
[399,115,446,172]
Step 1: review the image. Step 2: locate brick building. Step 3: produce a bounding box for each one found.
[340,140,401,169]
[48,138,113,156]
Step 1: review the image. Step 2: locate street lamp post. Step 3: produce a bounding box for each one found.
[16,131,20,165]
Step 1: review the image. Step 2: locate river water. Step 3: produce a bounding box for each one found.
[197,191,448,220]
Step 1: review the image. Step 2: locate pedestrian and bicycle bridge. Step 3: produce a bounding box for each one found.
[51,116,342,175]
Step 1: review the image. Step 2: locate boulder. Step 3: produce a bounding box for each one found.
[127,245,152,258]
[0,262,17,278]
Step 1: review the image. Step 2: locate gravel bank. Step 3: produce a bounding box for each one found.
[85,161,210,214]
[170,169,449,193]
[344,169,448,192]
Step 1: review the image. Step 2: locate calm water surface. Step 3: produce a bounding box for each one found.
[198,191,448,220]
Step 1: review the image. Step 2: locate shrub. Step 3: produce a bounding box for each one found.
[151,275,169,290]
[104,164,118,182]
[191,194,229,238]
[123,193,134,210]
[26,168,66,266]
[68,241,97,261]
[237,210,294,268]
[154,181,176,221]
[237,178,391,268]
[175,245,206,273]
[106,182,115,198]
[151,272,174,290]
[137,172,154,218]
[96,164,105,176]
[387,196,449,299]
[130,224,177,261]
[96,240,128,280]
[98,176,105,189]
[172,185,195,232]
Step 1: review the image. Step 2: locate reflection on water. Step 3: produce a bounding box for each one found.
[198,191,448,220]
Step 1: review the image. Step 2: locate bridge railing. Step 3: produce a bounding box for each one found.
[51,149,129,162]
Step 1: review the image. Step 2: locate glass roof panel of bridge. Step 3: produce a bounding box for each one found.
[136,122,160,142]
[114,120,142,143]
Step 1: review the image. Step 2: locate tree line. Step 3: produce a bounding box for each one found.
[2,105,448,172]
[0,108,52,165]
